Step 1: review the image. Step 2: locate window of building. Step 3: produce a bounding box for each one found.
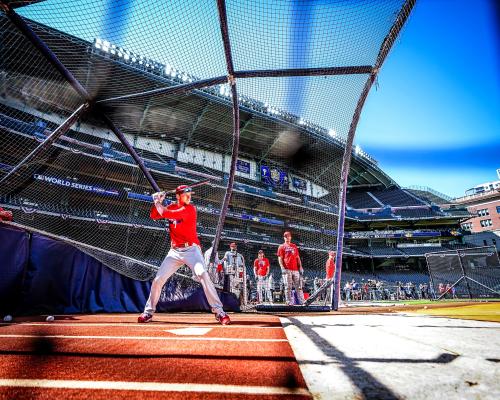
[479,219,492,227]
[477,208,490,217]
[461,223,472,231]
[480,219,493,228]
[496,206,500,214]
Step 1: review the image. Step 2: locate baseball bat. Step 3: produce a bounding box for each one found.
[158,180,211,196]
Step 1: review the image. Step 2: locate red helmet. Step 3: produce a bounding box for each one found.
[175,185,193,195]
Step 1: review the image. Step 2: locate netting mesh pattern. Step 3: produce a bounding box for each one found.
[426,247,500,299]
[1,0,413,302]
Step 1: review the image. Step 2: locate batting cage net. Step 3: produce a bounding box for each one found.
[0,0,414,308]
[425,246,500,300]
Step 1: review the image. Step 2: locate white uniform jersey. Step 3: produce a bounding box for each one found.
[223,251,245,273]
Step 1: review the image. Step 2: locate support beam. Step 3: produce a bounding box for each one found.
[210,0,239,265]
[0,1,89,100]
[0,103,89,184]
[0,1,161,193]
[97,76,227,105]
[332,0,416,311]
[99,113,160,192]
[235,65,372,79]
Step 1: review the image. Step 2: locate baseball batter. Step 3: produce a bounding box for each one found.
[277,231,305,305]
[253,249,270,303]
[138,185,230,325]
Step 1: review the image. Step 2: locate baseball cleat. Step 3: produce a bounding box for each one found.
[138,313,153,323]
[216,312,231,325]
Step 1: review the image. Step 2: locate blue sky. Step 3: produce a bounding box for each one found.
[355,0,500,197]
[19,0,499,198]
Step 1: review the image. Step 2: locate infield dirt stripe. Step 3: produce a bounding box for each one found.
[0,326,287,339]
[0,387,312,400]
[0,351,306,387]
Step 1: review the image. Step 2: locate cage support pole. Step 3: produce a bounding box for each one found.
[99,113,160,192]
[235,66,372,79]
[457,250,473,300]
[0,103,89,184]
[0,1,161,193]
[210,0,240,265]
[332,0,416,310]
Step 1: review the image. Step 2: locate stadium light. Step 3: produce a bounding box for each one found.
[328,129,336,137]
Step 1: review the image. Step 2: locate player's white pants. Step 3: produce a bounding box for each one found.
[256,276,265,303]
[285,270,305,305]
[265,280,273,303]
[144,245,224,315]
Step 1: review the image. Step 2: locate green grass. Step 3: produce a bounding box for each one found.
[376,299,500,305]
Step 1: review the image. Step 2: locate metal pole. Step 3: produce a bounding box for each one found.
[0,1,89,100]
[97,75,227,105]
[210,0,240,266]
[457,250,473,300]
[0,1,161,193]
[332,0,416,311]
[0,103,89,184]
[234,65,373,79]
[99,113,160,192]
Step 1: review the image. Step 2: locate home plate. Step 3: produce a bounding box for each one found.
[165,327,213,336]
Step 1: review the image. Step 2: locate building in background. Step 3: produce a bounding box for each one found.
[455,170,500,250]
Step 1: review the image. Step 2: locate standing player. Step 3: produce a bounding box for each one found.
[138,185,230,325]
[325,250,336,303]
[222,243,245,294]
[277,231,305,305]
[253,250,270,303]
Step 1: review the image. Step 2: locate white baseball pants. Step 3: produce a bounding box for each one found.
[256,276,265,303]
[285,270,305,305]
[144,245,224,315]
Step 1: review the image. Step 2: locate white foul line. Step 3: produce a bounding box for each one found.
[0,379,310,396]
[0,334,287,343]
[0,322,282,329]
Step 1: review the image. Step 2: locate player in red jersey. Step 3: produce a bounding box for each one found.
[253,250,270,303]
[277,231,305,305]
[326,251,336,280]
[324,250,336,303]
[138,185,230,325]
[0,207,13,222]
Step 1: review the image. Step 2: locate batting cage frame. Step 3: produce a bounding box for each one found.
[0,0,416,311]
[425,246,500,300]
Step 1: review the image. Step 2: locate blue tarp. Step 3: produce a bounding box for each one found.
[0,224,239,315]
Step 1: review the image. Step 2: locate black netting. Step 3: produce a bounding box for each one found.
[426,247,500,299]
[1,0,415,306]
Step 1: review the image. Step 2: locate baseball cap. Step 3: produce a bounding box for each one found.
[329,250,336,256]
[283,231,291,238]
[258,249,264,254]
[175,185,193,195]
[230,242,237,248]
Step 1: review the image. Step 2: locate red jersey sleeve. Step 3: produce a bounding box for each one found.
[277,245,284,258]
[150,205,186,220]
[253,259,259,269]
